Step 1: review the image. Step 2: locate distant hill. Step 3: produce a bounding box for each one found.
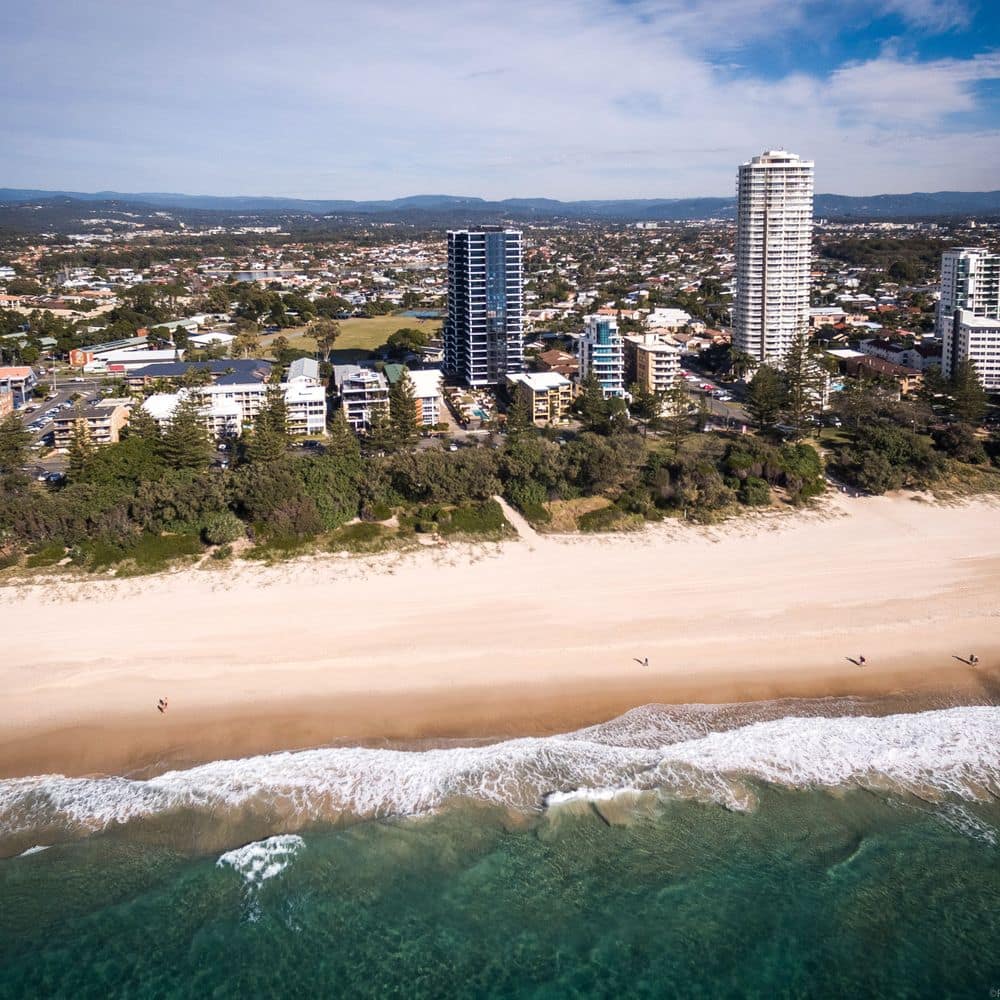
[1,187,999,231]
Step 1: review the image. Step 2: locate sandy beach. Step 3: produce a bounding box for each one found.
[1,491,998,778]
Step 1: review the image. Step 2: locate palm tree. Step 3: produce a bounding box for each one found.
[727,348,756,382]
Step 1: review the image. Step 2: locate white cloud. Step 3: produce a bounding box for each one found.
[0,0,996,197]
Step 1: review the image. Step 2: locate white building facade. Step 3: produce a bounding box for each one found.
[942,309,1000,391]
[579,315,625,398]
[733,150,814,364]
[936,248,1000,381]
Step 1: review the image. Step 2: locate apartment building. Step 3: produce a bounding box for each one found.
[444,228,524,386]
[332,364,390,431]
[942,310,1000,391]
[733,149,814,364]
[384,365,444,426]
[507,372,573,425]
[0,388,11,419]
[283,357,327,436]
[142,391,242,438]
[579,315,625,398]
[53,399,132,448]
[936,248,1000,344]
[624,333,682,396]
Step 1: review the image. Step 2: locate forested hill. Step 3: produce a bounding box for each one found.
[1,189,999,234]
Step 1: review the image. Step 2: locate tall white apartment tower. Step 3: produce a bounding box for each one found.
[733,150,814,364]
[935,247,1000,379]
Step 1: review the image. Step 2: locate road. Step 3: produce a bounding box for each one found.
[680,358,749,428]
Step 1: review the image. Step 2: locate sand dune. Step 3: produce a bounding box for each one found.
[1,491,998,777]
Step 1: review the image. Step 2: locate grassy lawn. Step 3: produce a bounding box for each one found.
[277,315,441,357]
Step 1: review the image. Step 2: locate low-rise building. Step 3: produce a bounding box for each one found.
[507,372,573,425]
[645,307,691,331]
[53,399,132,448]
[0,366,37,408]
[283,357,327,436]
[0,387,13,418]
[332,364,390,431]
[845,355,924,396]
[535,349,579,378]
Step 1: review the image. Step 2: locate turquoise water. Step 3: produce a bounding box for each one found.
[1,700,998,997]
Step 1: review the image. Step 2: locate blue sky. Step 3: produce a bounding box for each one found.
[2,0,998,199]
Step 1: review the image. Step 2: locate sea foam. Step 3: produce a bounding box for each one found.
[217,835,305,886]
[1,705,997,842]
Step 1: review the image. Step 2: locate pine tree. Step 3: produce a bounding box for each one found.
[246,387,290,465]
[388,369,419,450]
[575,371,609,433]
[661,381,693,451]
[782,333,826,434]
[505,389,536,438]
[327,408,361,460]
[949,359,988,425]
[745,365,786,430]
[67,419,95,481]
[364,403,394,456]
[125,405,161,442]
[0,412,31,474]
[160,395,212,470]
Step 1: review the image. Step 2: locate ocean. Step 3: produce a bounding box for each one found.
[1,697,998,998]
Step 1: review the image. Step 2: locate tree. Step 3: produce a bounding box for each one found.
[660,382,693,451]
[744,365,786,430]
[246,387,290,464]
[160,395,212,470]
[307,319,340,362]
[67,419,95,481]
[781,334,826,434]
[125,405,162,444]
[232,326,261,359]
[388,369,419,450]
[727,348,756,381]
[0,413,30,474]
[270,334,290,360]
[949,359,988,425]
[327,408,361,459]
[364,404,394,456]
[504,391,536,438]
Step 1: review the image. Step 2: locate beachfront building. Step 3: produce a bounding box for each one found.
[384,365,444,426]
[283,357,327,436]
[0,366,37,408]
[0,388,11,419]
[936,248,1000,343]
[623,333,682,397]
[444,228,524,387]
[142,391,242,438]
[332,364,390,431]
[941,309,1000,390]
[579,314,625,399]
[52,399,132,449]
[733,149,814,365]
[507,372,573,425]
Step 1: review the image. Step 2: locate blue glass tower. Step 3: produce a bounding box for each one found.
[445,228,524,386]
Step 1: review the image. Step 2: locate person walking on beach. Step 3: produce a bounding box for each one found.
[157,697,169,713]
[858,655,866,666]
[970,653,979,665]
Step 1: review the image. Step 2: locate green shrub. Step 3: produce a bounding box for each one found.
[25,542,67,568]
[211,544,233,561]
[363,502,393,522]
[577,505,635,533]
[520,502,552,525]
[740,476,771,507]
[437,500,510,537]
[201,510,245,546]
[328,521,398,553]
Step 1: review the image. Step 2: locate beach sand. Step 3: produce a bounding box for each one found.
[1,491,998,778]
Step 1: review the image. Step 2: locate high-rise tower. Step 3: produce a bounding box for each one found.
[936,247,1000,385]
[444,228,524,386]
[733,150,814,364]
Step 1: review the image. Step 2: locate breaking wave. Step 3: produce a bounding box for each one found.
[1,704,998,848]
[217,835,305,886]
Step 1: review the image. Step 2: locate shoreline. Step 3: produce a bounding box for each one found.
[2,491,999,779]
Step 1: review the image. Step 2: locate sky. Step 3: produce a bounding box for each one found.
[2,0,999,200]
